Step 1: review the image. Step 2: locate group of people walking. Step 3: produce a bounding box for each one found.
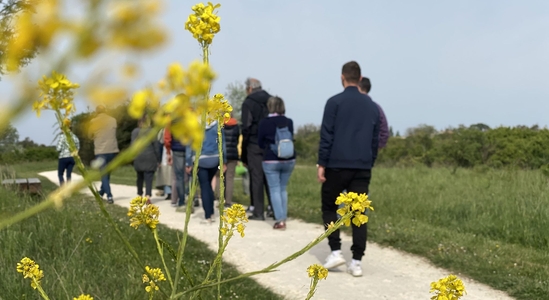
[55,60,388,277]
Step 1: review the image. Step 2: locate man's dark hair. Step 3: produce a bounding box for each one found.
[359,77,371,93]
[341,61,361,84]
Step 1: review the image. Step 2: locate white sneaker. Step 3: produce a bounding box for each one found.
[323,252,346,269]
[347,260,363,277]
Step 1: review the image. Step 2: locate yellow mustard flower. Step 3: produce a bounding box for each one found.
[335,192,374,227]
[185,2,221,46]
[34,71,80,120]
[306,264,328,280]
[142,266,166,293]
[202,93,232,124]
[85,237,93,243]
[127,196,160,230]
[220,203,248,238]
[16,257,45,289]
[128,88,160,119]
[87,86,128,107]
[73,294,94,300]
[430,274,466,300]
[106,0,166,51]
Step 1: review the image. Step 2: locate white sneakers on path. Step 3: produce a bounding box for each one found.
[323,251,363,277]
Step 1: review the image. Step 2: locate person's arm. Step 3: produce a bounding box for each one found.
[74,134,80,152]
[240,99,252,150]
[376,103,389,149]
[317,99,337,167]
[371,105,380,166]
[257,119,266,150]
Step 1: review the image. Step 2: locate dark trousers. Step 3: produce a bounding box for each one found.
[321,168,372,260]
[96,153,117,198]
[198,166,218,219]
[136,171,155,197]
[248,171,273,210]
[247,143,273,217]
[58,157,75,185]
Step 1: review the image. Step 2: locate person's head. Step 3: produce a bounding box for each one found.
[359,77,371,94]
[267,96,285,115]
[341,61,362,87]
[96,105,106,114]
[245,77,262,95]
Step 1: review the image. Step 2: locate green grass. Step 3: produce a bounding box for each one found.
[0,162,282,300]
[273,165,548,300]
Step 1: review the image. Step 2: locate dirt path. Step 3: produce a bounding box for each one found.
[39,171,514,300]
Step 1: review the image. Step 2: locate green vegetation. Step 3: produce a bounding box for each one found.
[241,165,546,300]
[0,163,282,300]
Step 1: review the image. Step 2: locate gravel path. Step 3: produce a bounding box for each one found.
[39,171,514,300]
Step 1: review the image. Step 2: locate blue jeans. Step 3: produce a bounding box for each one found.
[172,151,186,206]
[198,166,218,219]
[58,157,75,185]
[96,153,116,198]
[262,160,295,222]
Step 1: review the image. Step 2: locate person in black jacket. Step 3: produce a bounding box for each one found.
[223,114,240,206]
[317,61,380,277]
[241,77,274,220]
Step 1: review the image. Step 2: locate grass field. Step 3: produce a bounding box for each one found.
[0,162,282,300]
[10,161,549,299]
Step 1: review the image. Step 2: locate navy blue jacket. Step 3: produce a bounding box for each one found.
[258,115,296,161]
[317,86,380,169]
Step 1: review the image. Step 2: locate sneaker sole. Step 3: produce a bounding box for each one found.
[324,259,346,269]
[347,270,363,277]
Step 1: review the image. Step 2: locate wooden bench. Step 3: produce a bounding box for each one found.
[1,178,42,194]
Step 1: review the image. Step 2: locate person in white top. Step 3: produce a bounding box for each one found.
[56,125,80,185]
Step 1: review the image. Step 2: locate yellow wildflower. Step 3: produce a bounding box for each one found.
[142,266,166,293]
[16,257,45,289]
[87,86,128,107]
[128,88,159,119]
[430,274,466,300]
[220,203,248,238]
[202,93,232,124]
[335,192,374,227]
[35,71,79,119]
[85,237,93,243]
[127,196,160,230]
[185,2,221,46]
[307,264,328,280]
[73,294,94,300]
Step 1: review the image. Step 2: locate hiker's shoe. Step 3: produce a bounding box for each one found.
[107,197,114,204]
[156,191,165,196]
[273,221,286,230]
[245,206,254,213]
[145,196,152,205]
[200,218,215,224]
[323,252,346,269]
[248,214,265,221]
[347,260,363,277]
[224,202,233,208]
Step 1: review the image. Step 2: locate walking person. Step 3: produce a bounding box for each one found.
[241,77,272,220]
[223,114,240,206]
[186,120,226,223]
[164,124,189,210]
[155,128,172,200]
[258,96,296,230]
[89,105,119,204]
[131,117,161,203]
[359,77,389,149]
[317,61,380,277]
[56,124,80,185]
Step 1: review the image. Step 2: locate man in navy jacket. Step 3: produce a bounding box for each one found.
[317,61,380,277]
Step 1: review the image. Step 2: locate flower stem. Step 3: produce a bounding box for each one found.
[153,228,174,291]
[34,280,50,300]
[305,278,319,300]
[215,118,226,299]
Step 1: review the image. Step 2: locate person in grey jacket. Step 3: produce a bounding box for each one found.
[131,117,161,202]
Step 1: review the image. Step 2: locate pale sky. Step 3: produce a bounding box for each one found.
[1,0,549,145]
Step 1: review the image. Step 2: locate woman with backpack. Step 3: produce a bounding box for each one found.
[257,96,296,230]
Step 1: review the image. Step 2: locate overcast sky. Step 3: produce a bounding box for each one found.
[1,0,548,145]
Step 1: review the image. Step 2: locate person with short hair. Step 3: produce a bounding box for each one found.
[317,61,380,277]
[131,116,161,203]
[56,124,80,185]
[89,105,119,204]
[358,77,389,149]
[258,96,296,230]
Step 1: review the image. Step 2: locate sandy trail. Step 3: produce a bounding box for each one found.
[39,171,514,300]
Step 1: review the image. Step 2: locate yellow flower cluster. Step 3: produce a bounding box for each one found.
[306,264,328,280]
[204,93,233,124]
[16,257,44,289]
[73,294,94,300]
[220,204,248,237]
[142,266,166,293]
[185,2,221,46]
[106,0,167,52]
[430,274,466,300]
[128,88,160,119]
[335,192,374,227]
[127,196,160,230]
[34,71,80,123]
